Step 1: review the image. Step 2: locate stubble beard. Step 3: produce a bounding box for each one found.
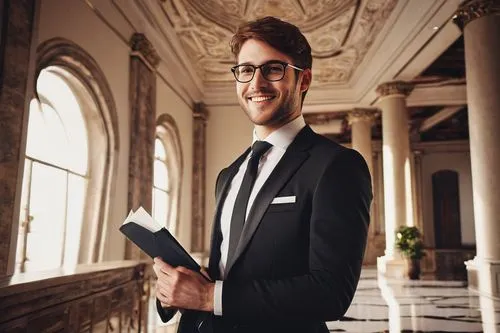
[242,85,300,127]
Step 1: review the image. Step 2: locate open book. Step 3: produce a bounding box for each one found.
[119,207,200,272]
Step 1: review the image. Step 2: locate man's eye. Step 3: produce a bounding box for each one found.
[239,66,254,74]
[266,65,283,73]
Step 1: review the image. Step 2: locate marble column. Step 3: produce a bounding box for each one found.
[347,108,377,179]
[375,81,415,278]
[126,33,160,260]
[0,0,38,277]
[411,151,424,233]
[348,108,381,265]
[192,103,208,253]
[454,0,500,298]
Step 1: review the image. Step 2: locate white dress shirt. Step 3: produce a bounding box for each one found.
[214,115,306,315]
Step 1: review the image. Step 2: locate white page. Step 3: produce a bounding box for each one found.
[122,206,162,233]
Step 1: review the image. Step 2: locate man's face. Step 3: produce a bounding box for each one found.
[235,39,311,131]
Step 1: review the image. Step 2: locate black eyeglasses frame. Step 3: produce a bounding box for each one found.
[230,61,304,83]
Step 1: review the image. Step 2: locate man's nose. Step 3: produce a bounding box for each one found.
[250,68,267,88]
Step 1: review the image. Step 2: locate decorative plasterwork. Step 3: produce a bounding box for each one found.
[347,108,379,125]
[130,33,160,69]
[453,0,500,30]
[376,80,414,97]
[160,0,398,85]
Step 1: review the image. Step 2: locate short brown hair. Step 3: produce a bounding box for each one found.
[230,17,312,69]
[230,16,312,102]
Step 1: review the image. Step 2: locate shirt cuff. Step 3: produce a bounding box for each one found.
[214,280,223,316]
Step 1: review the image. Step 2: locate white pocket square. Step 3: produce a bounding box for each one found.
[271,196,296,204]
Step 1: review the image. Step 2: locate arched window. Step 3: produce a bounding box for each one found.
[16,68,89,272]
[154,114,183,234]
[153,138,171,227]
[15,38,119,272]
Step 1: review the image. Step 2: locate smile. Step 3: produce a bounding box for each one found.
[248,95,275,102]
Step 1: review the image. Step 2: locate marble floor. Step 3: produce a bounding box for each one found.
[151,268,500,332]
[329,269,500,333]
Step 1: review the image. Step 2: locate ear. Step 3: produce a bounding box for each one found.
[299,68,312,92]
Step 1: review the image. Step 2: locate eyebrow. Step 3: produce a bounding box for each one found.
[236,60,285,66]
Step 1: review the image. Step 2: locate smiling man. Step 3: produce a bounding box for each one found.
[153,16,373,333]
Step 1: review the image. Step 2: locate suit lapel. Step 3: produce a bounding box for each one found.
[207,148,250,279]
[225,126,316,275]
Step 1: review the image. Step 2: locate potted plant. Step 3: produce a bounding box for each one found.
[395,226,426,280]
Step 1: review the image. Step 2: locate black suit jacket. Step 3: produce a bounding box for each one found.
[157,126,372,333]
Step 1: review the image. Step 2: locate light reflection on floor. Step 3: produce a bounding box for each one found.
[151,268,500,332]
[327,269,500,332]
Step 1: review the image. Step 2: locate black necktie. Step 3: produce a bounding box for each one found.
[226,141,272,270]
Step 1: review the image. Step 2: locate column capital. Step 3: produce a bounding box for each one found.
[193,102,209,121]
[376,81,414,98]
[453,0,500,30]
[130,33,160,68]
[347,108,379,125]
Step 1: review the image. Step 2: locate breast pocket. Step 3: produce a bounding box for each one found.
[266,196,297,213]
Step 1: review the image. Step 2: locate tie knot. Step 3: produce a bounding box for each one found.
[251,141,272,159]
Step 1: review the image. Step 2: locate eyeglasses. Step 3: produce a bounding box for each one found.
[231,61,304,83]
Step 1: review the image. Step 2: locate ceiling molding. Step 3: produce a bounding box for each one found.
[202,0,463,109]
[407,84,467,107]
[396,18,462,80]
[357,0,462,106]
[115,0,204,102]
[116,0,464,111]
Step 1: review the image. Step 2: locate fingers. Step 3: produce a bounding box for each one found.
[154,257,175,274]
[156,287,170,306]
[176,266,209,283]
[176,266,192,275]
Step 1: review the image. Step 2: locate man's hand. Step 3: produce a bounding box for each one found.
[153,257,215,312]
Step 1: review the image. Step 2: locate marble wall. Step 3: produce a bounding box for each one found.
[0,0,37,277]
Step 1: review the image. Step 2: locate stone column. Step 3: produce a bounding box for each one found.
[0,0,38,277]
[192,103,208,253]
[348,108,380,265]
[375,81,414,278]
[412,151,424,232]
[347,108,377,178]
[126,33,160,260]
[454,0,500,298]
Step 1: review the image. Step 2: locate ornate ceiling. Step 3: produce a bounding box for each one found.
[161,0,398,85]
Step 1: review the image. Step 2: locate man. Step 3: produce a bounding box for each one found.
[153,16,372,333]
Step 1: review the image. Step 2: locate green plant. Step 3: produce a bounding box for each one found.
[395,226,426,260]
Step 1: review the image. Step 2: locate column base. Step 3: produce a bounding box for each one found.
[465,256,500,299]
[377,255,406,279]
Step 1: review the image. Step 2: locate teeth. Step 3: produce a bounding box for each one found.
[250,96,273,102]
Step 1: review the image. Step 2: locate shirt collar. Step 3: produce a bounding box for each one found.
[252,115,306,151]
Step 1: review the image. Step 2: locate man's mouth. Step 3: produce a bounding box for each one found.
[247,95,275,102]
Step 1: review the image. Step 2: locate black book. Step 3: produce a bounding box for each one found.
[119,207,200,272]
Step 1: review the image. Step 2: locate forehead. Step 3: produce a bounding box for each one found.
[237,39,294,65]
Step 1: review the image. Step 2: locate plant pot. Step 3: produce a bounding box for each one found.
[405,258,421,280]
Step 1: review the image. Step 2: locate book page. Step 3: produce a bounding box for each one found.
[122,206,162,233]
